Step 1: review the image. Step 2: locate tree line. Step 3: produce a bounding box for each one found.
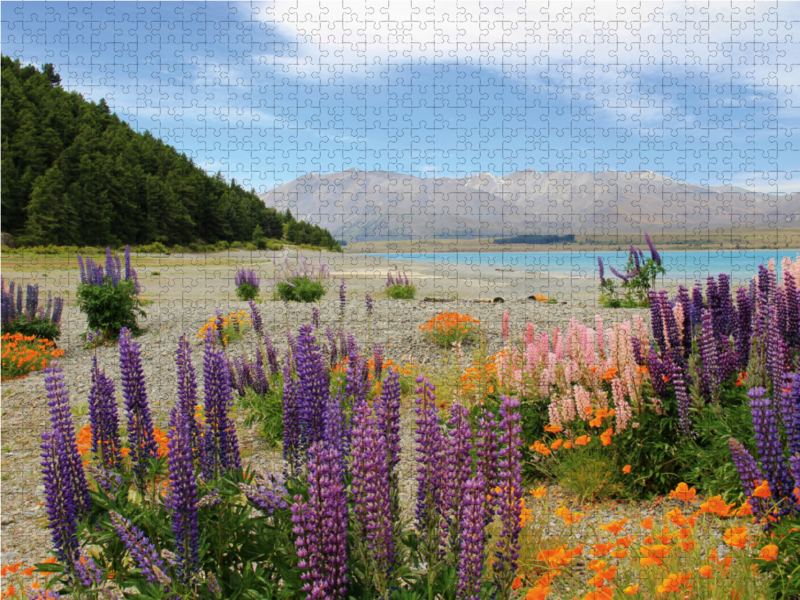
[1,57,341,251]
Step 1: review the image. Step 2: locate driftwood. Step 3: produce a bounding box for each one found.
[422,297,504,303]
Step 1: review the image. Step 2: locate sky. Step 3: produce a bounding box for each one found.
[2,0,800,194]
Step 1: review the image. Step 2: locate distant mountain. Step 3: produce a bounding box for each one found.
[260,169,800,243]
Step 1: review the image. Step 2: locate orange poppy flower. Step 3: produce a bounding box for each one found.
[544,423,563,433]
[624,584,640,594]
[723,527,749,549]
[759,544,779,561]
[699,495,735,517]
[575,435,591,446]
[753,480,771,498]
[622,464,632,474]
[670,482,697,503]
[600,428,613,446]
[640,517,654,530]
[601,519,628,536]
[699,565,713,578]
[640,544,671,567]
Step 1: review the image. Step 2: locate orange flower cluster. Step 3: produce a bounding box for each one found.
[196,310,251,344]
[418,311,479,335]
[460,353,500,397]
[0,557,58,599]
[1,333,65,381]
[76,424,171,460]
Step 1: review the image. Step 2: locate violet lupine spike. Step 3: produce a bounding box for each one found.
[26,283,39,319]
[325,327,338,368]
[608,265,629,284]
[748,386,795,516]
[372,344,384,383]
[167,405,200,583]
[201,332,242,479]
[597,256,605,283]
[119,328,158,487]
[263,332,280,376]
[88,356,122,469]
[323,390,348,462]
[718,274,734,338]
[790,454,800,500]
[365,293,373,318]
[239,474,288,514]
[705,276,722,338]
[252,348,270,396]
[291,441,349,600]
[344,336,369,409]
[736,286,753,370]
[631,244,640,270]
[311,306,320,330]
[676,285,694,354]
[649,291,666,352]
[698,309,720,398]
[110,511,172,588]
[475,409,499,525]
[494,395,523,594]
[124,245,132,281]
[339,278,346,317]
[767,299,786,398]
[40,430,79,567]
[660,290,681,359]
[644,232,661,266]
[74,551,103,589]
[784,373,800,456]
[784,273,800,349]
[631,336,645,366]
[105,247,115,282]
[44,362,92,518]
[375,369,402,471]
[443,402,473,544]
[248,300,263,334]
[414,376,446,551]
[171,335,201,459]
[669,356,693,437]
[294,324,333,460]
[457,474,487,600]
[350,399,394,577]
[648,347,669,398]
[78,255,87,285]
[282,361,301,473]
[729,438,766,522]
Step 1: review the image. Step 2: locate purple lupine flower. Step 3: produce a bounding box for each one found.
[110,511,172,587]
[403,271,409,286]
[729,438,767,522]
[791,454,800,499]
[644,232,661,265]
[690,283,704,326]
[631,336,645,366]
[323,390,348,462]
[649,290,666,351]
[168,405,200,583]
[608,265,629,284]
[736,286,753,370]
[339,278,347,316]
[783,373,800,456]
[443,402,473,541]
[124,245,132,281]
[15,282,22,314]
[705,276,722,337]
[660,290,682,358]
[648,347,669,398]
[171,335,201,458]
[414,376,446,552]
[234,268,261,288]
[375,369,401,471]
[669,356,693,437]
[784,273,800,349]
[631,245,640,270]
[294,324,332,460]
[44,363,91,518]
[282,360,301,472]
[78,255,87,285]
[105,247,115,282]
[676,285,694,350]
[252,348,270,395]
[51,296,64,327]
[290,441,349,600]
[767,299,786,398]
[365,293,373,317]
[25,283,38,320]
[749,387,795,515]
[718,274,734,338]
[263,332,280,376]
[311,306,320,330]
[321,327,335,368]
[74,552,103,588]
[86,464,123,495]
[597,256,605,283]
[344,335,369,408]
[699,309,720,398]
[350,399,394,576]
[40,430,79,566]
[494,395,523,593]
[372,344,384,383]
[89,356,121,468]
[457,474,487,600]
[239,473,288,514]
[201,331,242,479]
[387,270,395,287]
[248,300,263,334]
[119,328,158,486]
[475,409,498,525]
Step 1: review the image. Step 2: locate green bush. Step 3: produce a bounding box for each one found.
[235,283,260,302]
[275,276,326,303]
[77,279,146,339]
[241,383,285,447]
[386,284,416,299]
[2,316,61,341]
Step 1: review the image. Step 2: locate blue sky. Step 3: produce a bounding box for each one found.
[3,1,800,193]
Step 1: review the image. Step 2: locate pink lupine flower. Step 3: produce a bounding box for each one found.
[502,310,510,342]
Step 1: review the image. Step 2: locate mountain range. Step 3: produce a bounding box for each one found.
[260,169,800,243]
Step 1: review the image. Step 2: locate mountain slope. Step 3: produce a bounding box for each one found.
[261,169,800,243]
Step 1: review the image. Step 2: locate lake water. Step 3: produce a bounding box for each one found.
[370,249,800,283]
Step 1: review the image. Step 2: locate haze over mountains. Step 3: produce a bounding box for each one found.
[260,170,800,243]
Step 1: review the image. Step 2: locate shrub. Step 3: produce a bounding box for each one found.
[1,332,65,381]
[234,268,261,301]
[419,311,481,347]
[1,278,64,341]
[76,246,145,340]
[386,267,416,299]
[598,232,666,308]
[272,253,331,302]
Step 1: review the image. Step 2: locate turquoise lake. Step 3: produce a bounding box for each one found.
[370,250,800,283]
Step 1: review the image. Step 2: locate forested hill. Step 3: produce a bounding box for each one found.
[1,57,340,251]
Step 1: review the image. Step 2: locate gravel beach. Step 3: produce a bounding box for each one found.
[0,248,706,588]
